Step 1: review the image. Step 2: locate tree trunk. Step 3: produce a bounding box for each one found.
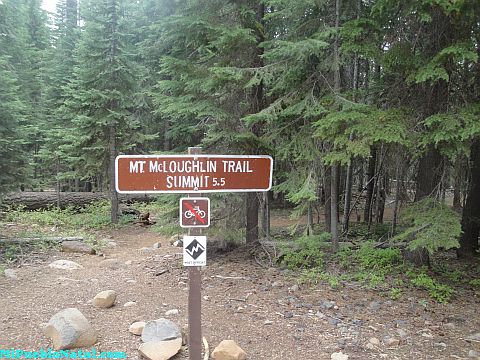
[364,146,376,222]
[306,202,313,235]
[453,156,463,212]
[415,146,443,201]
[261,192,270,241]
[331,164,339,250]
[246,193,259,243]
[324,167,332,233]
[458,138,480,258]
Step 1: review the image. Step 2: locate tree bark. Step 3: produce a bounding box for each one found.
[364,146,376,222]
[458,138,480,258]
[246,193,259,243]
[324,167,332,233]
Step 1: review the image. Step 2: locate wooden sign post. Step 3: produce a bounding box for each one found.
[187,147,202,360]
[115,151,273,360]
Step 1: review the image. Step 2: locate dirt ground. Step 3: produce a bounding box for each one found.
[1,224,480,360]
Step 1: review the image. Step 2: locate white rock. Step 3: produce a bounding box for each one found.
[124,301,136,307]
[129,321,146,336]
[466,333,480,342]
[125,260,132,265]
[331,352,349,360]
[141,318,181,343]
[369,337,381,346]
[165,309,179,316]
[43,308,96,350]
[61,241,95,255]
[211,340,247,360]
[138,338,182,360]
[4,269,18,279]
[468,350,479,358]
[93,290,116,308]
[49,260,83,271]
[153,242,162,249]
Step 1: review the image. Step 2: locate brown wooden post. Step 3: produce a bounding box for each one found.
[188,146,202,360]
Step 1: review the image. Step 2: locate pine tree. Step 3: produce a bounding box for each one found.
[64,0,141,222]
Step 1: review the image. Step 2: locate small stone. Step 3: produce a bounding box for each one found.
[211,340,246,360]
[468,350,479,358]
[61,241,95,255]
[129,321,146,336]
[138,338,182,360]
[140,247,153,253]
[49,260,83,271]
[165,309,179,316]
[126,279,137,284]
[169,234,181,244]
[93,290,116,308]
[290,284,299,292]
[368,301,381,312]
[385,338,400,347]
[328,318,341,326]
[465,333,480,343]
[172,240,183,247]
[272,280,283,287]
[99,259,125,270]
[397,329,408,338]
[352,319,363,326]
[316,311,325,319]
[142,318,181,343]
[369,337,380,346]
[444,322,455,330]
[123,301,136,307]
[153,242,161,249]
[264,320,273,325]
[4,269,17,279]
[434,342,447,349]
[43,308,97,350]
[125,260,132,265]
[365,343,375,350]
[331,352,349,360]
[284,312,294,319]
[320,300,335,310]
[107,241,118,247]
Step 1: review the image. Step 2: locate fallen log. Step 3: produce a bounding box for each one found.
[0,236,84,245]
[0,192,153,211]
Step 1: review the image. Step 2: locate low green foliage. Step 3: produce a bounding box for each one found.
[469,279,480,288]
[394,198,460,254]
[390,287,403,300]
[355,243,403,272]
[409,272,454,304]
[4,201,113,230]
[280,233,329,270]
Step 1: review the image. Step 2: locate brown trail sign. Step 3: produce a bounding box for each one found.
[115,155,273,193]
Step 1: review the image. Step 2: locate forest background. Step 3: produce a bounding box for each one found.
[1,0,480,269]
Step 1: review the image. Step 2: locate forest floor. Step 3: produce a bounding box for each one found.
[1,212,480,360]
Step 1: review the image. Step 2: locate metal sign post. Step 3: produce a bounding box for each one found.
[187,147,202,360]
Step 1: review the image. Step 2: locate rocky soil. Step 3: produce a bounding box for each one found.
[1,226,480,359]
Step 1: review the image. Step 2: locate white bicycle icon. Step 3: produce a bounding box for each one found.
[185,206,206,219]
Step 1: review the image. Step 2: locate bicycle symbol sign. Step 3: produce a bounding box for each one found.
[180,197,210,228]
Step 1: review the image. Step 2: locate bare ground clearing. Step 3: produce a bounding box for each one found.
[1,225,480,360]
